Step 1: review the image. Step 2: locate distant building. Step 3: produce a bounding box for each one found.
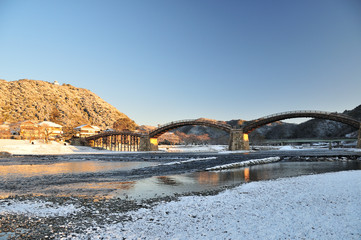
[38,121,63,140]
[10,120,40,140]
[8,120,63,141]
[74,125,101,137]
[53,81,60,85]
[0,122,11,139]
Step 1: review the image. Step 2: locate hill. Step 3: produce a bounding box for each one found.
[0,79,132,128]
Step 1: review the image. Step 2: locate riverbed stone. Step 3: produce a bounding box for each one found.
[0,151,12,158]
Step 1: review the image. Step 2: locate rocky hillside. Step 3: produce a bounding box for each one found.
[0,79,132,128]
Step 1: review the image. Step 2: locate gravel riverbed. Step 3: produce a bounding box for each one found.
[0,150,360,239]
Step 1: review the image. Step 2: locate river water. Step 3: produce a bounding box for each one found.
[0,150,360,199]
[101,161,361,199]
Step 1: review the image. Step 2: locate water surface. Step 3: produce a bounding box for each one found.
[0,161,158,178]
[65,161,361,199]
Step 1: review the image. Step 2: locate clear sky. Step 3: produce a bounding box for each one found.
[1,0,360,126]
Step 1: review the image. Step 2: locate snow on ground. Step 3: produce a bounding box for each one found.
[217,150,253,154]
[278,145,304,150]
[205,157,281,171]
[0,139,123,155]
[344,148,361,152]
[0,140,359,155]
[159,145,229,152]
[160,144,254,154]
[70,170,361,240]
[0,199,80,217]
[161,157,218,166]
[0,140,242,155]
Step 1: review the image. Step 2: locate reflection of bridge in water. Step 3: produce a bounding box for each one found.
[85,110,361,151]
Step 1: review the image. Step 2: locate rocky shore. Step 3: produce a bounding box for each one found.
[0,187,231,239]
[0,170,360,239]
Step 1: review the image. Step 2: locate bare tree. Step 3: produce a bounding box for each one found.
[113,118,137,131]
[49,107,62,124]
[39,124,53,143]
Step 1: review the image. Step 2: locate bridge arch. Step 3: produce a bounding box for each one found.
[149,119,232,138]
[242,111,361,134]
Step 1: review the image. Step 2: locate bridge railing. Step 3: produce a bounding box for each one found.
[156,119,228,129]
[85,130,145,140]
[156,119,196,129]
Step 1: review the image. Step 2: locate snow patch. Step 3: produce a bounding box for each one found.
[344,148,361,152]
[162,157,217,166]
[0,139,158,155]
[278,145,303,150]
[217,150,253,154]
[159,145,228,152]
[0,200,80,217]
[205,157,281,171]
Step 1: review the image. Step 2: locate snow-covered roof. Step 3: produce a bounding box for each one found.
[91,126,101,130]
[38,121,62,128]
[21,120,37,125]
[74,124,90,129]
[75,125,101,130]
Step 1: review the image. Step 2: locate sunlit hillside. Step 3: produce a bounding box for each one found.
[0,79,132,128]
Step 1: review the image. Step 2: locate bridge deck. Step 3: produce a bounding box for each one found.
[243,111,360,133]
[149,119,232,138]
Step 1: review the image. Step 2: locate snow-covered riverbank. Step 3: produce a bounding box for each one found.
[0,169,360,239]
[0,139,116,155]
[0,170,341,239]
[1,139,360,155]
[0,140,235,155]
[70,170,360,239]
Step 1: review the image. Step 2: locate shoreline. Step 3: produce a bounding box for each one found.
[0,139,163,155]
[0,170,359,239]
[1,139,361,156]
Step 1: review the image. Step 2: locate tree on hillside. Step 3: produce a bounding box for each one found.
[0,105,11,122]
[62,126,78,140]
[174,131,210,145]
[113,118,137,131]
[49,107,62,124]
[158,132,182,145]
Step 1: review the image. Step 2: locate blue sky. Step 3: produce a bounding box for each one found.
[1,0,360,126]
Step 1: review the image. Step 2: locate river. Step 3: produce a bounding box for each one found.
[0,149,360,199]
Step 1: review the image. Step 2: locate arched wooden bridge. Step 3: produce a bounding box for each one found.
[243,111,360,133]
[85,110,361,151]
[149,119,232,138]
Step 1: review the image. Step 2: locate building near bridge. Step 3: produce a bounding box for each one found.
[38,121,63,140]
[2,120,64,141]
[0,122,11,139]
[74,125,101,137]
[10,120,40,140]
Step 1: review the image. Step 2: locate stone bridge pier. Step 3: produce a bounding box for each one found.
[229,129,250,151]
[139,135,158,151]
